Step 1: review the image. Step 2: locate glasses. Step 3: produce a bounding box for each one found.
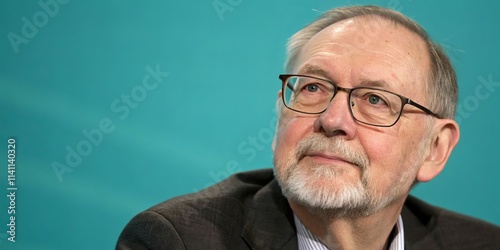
[279,74,440,127]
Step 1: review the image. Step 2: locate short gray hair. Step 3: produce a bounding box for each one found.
[285,5,457,119]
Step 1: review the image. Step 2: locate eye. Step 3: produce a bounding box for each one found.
[368,95,384,105]
[305,84,320,92]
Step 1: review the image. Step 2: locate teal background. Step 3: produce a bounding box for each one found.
[1,0,499,249]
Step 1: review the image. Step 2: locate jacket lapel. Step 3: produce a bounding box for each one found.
[239,177,445,249]
[241,179,298,249]
[402,196,443,249]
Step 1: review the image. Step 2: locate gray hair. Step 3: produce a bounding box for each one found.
[285,5,457,119]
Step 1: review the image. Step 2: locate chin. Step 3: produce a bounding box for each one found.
[276,163,401,218]
[280,164,364,204]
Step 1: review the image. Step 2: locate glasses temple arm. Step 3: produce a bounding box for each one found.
[407,99,441,118]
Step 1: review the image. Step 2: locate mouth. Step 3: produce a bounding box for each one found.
[301,152,357,167]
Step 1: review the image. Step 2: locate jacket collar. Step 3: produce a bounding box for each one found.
[401,195,442,249]
[241,179,298,249]
[239,174,441,250]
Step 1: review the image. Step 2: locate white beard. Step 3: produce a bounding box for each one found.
[274,133,428,218]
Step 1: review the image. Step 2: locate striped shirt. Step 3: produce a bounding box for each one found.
[294,214,405,250]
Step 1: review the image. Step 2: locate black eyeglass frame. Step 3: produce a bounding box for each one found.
[279,74,440,127]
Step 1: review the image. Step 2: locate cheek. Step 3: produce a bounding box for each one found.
[358,131,405,178]
[274,116,315,162]
[358,131,394,163]
[359,126,422,190]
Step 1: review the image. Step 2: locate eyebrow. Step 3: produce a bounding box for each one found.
[298,65,330,78]
[298,65,393,90]
[358,79,390,89]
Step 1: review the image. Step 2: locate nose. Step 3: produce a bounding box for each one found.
[313,91,357,139]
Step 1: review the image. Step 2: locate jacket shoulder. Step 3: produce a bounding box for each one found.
[403,195,500,249]
[149,168,275,213]
[116,168,276,249]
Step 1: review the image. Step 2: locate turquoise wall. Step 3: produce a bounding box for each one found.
[1,0,499,249]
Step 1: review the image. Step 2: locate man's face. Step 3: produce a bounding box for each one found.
[273,16,433,217]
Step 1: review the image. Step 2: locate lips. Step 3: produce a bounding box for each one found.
[303,152,355,166]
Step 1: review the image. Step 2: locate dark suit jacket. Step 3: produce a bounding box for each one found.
[116,169,500,249]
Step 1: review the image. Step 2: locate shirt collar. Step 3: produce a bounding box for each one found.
[294,214,405,250]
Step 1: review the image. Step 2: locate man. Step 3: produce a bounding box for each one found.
[117,5,500,249]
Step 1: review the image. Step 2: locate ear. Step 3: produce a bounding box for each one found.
[272,90,283,152]
[416,119,460,182]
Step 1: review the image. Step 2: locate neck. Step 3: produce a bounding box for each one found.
[290,198,404,250]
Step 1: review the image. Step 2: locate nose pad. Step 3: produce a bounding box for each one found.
[324,90,353,115]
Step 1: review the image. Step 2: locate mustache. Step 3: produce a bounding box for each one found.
[296,134,370,169]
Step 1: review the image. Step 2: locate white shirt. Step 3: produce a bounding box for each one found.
[294,214,405,250]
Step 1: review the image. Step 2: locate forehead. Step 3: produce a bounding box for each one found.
[297,16,430,97]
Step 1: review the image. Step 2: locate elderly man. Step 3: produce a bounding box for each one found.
[117,5,500,250]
